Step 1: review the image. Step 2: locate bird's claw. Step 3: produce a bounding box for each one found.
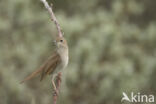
[53,89,59,96]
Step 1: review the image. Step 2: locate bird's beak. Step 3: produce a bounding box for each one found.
[53,40,56,46]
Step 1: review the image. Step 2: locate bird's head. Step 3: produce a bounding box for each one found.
[54,36,68,51]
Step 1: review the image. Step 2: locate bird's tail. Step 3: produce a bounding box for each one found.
[20,65,45,84]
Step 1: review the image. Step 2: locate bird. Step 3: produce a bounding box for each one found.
[20,36,69,92]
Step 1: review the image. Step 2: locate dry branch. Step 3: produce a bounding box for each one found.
[53,72,62,104]
[40,0,63,37]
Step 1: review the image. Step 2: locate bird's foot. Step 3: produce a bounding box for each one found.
[53,89,59,96]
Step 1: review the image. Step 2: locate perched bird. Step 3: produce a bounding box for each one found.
[20,36,68,91]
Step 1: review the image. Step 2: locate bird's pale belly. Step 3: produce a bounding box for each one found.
[52,55,68,75]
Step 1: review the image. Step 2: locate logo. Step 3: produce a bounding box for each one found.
[121,92,154,103]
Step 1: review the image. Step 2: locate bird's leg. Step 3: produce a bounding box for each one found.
[56,72,62,89]
[52,79,57,91]
[52,76,58,96]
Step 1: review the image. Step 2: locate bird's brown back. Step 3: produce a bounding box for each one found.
[20,51,61,83]
[40,51,61,80]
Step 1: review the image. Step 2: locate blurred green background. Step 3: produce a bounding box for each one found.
[0,0,156,104]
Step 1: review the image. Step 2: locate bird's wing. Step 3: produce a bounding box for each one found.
[40,51,61,81]
[20,51,60,84]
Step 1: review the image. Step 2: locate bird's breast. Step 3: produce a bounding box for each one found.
[60,53,68,69]
[56,48,68,72]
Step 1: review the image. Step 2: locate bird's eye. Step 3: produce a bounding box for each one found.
[60,40,63,42]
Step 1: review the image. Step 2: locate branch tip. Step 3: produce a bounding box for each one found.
[41,0,63,37]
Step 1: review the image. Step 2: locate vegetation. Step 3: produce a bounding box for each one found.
[0,0,156,104]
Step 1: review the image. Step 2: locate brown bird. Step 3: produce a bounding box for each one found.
[20,36,68,91]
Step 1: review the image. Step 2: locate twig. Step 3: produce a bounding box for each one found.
[40,0,63,37]
[53,72,62,104]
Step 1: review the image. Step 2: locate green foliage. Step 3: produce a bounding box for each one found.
[0,0,156,104]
